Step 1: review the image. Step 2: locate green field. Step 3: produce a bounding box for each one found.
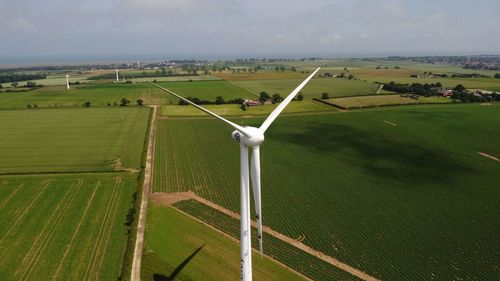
[153,104,500,280]
[233,78,380,99]
[0,83,171,108]
[0,107,150,174]
[142,203,308,281]
[160,100,334,116]
[0,173,136,281]
[0,80,256,109]
[156,80,257,101]
[323,95,451,109]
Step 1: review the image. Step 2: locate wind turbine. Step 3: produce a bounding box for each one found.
[150,67,320,281]
[65,74,70,90]
[115,69,120,82]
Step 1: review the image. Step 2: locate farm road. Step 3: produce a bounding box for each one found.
[131,105,158,281]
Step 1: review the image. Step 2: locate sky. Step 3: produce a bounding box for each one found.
[1,0,500,62]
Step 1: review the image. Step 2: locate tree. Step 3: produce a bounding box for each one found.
[0,84,3,89]
[11,82,18,88]
[82,101,91,107]
[296,93,304,101]
[136,99,144,106]
[215,96,225,105]
[259,91,270,103]
[321,92,329,99]
[272,93,283,103]
[120,98,130,106]
[495,73,500,79]
[240,102,248,111]
[454,84,466,92]
[348,74,354,80]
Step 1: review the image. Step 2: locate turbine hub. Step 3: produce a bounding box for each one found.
[232,126,264,147]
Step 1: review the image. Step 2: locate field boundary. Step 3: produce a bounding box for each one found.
[130,105,158,281]
[151,192,379,281]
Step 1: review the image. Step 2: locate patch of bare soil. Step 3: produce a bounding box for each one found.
[152,192,379,281]
[112,158,139,173]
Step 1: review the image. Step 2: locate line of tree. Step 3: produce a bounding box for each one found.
[383,81,443,96]
[0,73,47,83]
[451,85,500,103]
[179,96,244,105]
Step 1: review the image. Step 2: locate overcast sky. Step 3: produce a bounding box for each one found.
[1,0,499,62]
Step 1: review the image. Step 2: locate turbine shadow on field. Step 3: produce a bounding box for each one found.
[272,122,476,187]
[153,244,205,281]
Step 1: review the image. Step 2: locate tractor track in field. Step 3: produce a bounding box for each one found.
[131,105,158,281]
[0,180,51,247]
[0,183,23,211]
[151,192,380,281]
[82,176,122,281]
[51,180,101,280]
[18,179,83,281]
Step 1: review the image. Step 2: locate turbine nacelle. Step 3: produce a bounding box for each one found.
[232,127,264,147]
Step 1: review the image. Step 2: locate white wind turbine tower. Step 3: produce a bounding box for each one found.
[151,67,319,281]
[115,69,120,82]
[65,74,70,90]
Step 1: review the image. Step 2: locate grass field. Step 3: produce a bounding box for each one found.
[233,78,380,99]
[0,173,136,281]
[153,104,500,280]
[142,203,308,281]
[160,100,334,116]
[0,107,149,174]
[323,95,451,109]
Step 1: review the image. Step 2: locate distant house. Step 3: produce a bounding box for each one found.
[439,89,453,97]
[244,99,261,106]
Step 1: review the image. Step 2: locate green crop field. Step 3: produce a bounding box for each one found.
[323,95,451,109]
[0,173,136,281]
[153,104,500,280]
[0,107,149,174]
[142,203,308,281]
[171,200,361,281]
[160,100,334,116]
[233,78,380,99]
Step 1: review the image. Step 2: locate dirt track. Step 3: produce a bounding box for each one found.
[151,192,380,281]
[130,106,157,281]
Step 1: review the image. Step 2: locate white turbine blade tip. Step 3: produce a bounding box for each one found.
[259,67,320,132]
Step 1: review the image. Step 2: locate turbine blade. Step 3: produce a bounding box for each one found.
[259,67,320,133]
[250,146,263,255]
[150,82,252,137]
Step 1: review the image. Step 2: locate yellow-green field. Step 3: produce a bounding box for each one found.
[323,95,451,109]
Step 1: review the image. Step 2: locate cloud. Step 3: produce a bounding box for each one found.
[0,0,499,60]
[8,17,37,32]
